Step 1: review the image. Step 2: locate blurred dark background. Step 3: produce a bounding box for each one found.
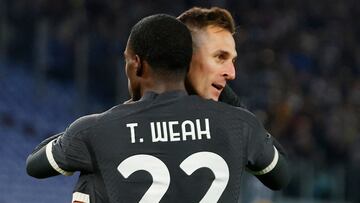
[0,0,359,202]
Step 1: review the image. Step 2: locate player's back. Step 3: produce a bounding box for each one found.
[77,91,264,203]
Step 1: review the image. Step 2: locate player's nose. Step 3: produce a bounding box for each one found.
[222,62,236,80]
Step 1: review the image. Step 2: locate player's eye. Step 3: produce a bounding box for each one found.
[215,54,226,63]
[232,57,237,64]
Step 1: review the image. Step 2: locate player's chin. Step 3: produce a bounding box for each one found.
[197,89,219,101]
[211,95,220,101]
[208,91,220,101]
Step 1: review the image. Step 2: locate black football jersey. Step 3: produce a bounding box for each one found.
[47,91,274,203]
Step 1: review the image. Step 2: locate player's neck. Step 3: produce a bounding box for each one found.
[141,80,186,95]
[139,64,187,95]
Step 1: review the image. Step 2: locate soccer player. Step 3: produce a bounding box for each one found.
[70,7,246,203]
[27,13,289,203]
[178,7,238,103]
[178,7,285,203]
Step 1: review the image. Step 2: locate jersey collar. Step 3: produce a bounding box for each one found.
[140,90,188,101]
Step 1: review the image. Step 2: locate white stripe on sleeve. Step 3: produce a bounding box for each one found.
[45,139,74,176]
[72,192,90,203]
[249,146,279,176]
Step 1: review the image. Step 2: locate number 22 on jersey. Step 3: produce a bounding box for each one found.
[118,151,229,203]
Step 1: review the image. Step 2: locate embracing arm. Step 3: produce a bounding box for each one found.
[221,85,290,190]
[248,137,290,190]
[27,114,96,179]
[26,133,64,178]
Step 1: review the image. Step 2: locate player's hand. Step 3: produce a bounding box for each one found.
[219,85,246,108]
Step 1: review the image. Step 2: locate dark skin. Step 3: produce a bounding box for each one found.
[124,44,187,101]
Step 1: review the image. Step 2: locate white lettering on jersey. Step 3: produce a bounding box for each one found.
[181,120,196,141]
[169,121,180,141]
[126,123,138,143]
[150,118,210,143]
[196,118,211,140]
[151,122,168,142]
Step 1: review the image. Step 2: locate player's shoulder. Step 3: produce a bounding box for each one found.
[66,111,107,136]
[73,103,139,127]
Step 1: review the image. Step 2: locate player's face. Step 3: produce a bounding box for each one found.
[124,45,141,101]
[187,26,237,101]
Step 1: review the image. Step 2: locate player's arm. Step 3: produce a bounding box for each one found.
[246,118,290,190]
[221,86,290,189]
[247,134,290,190]
[26,133,64,178]
[26,115,96,179]
[26,131,75,178]
[26,133,63,178]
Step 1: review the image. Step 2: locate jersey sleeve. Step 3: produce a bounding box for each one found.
[245,115,277,175]
[45,115,97,175]
[245,114,290,190]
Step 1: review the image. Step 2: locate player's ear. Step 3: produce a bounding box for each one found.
[134,55,143,77]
